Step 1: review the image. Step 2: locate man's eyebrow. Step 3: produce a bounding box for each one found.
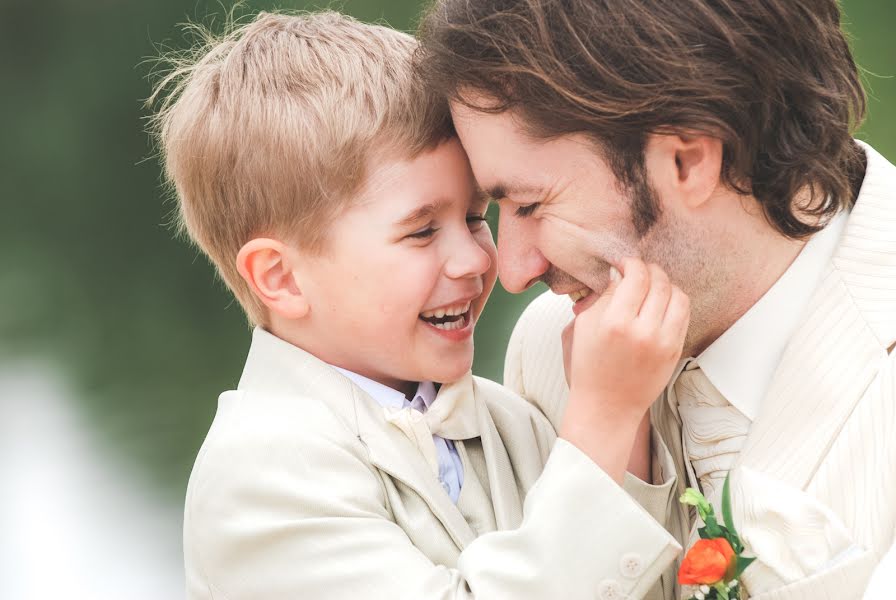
[394,199,450,227]
[485,181,543,201]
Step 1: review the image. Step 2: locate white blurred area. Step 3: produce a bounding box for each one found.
[1,362,183,600]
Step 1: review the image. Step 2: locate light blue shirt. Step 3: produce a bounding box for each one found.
[333,368,465,503]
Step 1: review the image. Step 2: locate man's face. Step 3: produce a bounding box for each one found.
[451,102,671,311]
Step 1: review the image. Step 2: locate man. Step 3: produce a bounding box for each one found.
[418,1,896,599]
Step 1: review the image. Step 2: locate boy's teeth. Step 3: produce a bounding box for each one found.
[431,317,465,330]
[421,301,473,319]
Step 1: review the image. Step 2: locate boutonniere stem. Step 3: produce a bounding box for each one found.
[678,475,756,600]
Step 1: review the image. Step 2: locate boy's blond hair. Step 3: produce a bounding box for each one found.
[149,11,453,325]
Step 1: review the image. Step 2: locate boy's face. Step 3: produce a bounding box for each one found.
[297,139,497,391]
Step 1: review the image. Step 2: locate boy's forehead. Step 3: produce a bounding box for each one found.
[352,143,484,218]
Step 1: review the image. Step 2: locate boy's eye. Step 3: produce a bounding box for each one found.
[406,226,439,240]
[466,214,487,230]
[515,203,539,217]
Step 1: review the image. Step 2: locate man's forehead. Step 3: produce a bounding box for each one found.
[450,96,533,141]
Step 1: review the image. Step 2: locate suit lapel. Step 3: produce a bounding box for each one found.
[360,415,478,549]
[470,379,524,530]
[735,142,896,490]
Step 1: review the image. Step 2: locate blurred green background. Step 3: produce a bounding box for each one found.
[0,0,892,596]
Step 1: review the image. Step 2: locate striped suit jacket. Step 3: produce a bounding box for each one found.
[504,142,896,600]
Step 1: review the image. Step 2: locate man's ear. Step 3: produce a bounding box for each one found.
[645,133,723,209]
[236,238,310,320]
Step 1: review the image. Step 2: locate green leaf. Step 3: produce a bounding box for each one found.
[717,529,736,554]
[722,478,740,539]
[721,475,746,553]
[733,556,756,578]
[702,518,724,539]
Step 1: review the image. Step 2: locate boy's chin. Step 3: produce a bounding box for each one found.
[423,355,473,385]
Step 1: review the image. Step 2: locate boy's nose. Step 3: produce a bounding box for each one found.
[496,212,549,293]
[445,231,492,280]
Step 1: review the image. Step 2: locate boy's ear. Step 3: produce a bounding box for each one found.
[645,133,722,209]
[236,238,310,320]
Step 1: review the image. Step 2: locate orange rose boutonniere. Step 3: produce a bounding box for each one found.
[678,475,755,600]
[679,538,736,585]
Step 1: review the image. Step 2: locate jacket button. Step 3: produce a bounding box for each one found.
[620,552,644,578]
[598,579,626,600]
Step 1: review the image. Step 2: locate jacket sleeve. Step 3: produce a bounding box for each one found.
[185,400,680,600]
[504,291,679,524]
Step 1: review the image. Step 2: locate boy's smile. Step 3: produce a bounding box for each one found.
[289,138,497,392]
[419,297,477,338]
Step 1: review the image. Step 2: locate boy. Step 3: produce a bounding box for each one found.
[150,11,688,600]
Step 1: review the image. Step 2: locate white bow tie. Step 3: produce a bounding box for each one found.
[382,374,480,477]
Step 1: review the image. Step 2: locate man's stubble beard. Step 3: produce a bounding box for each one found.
[541,176,737,357]
[638,207,733,357]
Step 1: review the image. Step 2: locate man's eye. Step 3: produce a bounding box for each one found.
[515,203,539,217]
[466,214,487,229]
[407,226,439,240]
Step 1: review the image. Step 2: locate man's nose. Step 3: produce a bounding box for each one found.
[496,211,549,293]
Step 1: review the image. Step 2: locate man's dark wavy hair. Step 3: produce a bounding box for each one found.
[417,0,867,238]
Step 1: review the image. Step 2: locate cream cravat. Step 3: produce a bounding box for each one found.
[383,374,480,478]
[674,362,752,598]
[383,404,441,476]
[674,361,751,506]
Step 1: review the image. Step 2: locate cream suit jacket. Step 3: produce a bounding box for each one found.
[184,328,680,600]
[504,143,896,600]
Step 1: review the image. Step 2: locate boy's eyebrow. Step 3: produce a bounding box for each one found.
[395,199,451,227]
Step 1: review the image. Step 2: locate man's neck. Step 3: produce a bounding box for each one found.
[685,202,808,357]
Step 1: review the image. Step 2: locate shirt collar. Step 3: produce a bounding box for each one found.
[691,210,849,421]
[331,367,435,412]
[413,380,438,410]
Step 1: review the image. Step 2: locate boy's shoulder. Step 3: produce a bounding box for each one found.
[187,384,375,498]
[182,384,390,593]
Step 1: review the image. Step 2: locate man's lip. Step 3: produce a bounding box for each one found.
[552,288,587,296]
[571,290,600,316]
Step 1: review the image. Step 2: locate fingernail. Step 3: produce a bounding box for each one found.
[609,266,621,282]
